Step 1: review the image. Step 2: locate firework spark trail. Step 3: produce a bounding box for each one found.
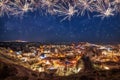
[54,1,78,21]
[93,0,115,19]
[0,0,15,16]
[0,0,120,21]
[113,0,120,14]
[76,0,95,16]
[11,0,34,17]
[40,0,59,15]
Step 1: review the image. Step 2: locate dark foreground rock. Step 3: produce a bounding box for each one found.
[0,61,39,80]
[0,60,120,80]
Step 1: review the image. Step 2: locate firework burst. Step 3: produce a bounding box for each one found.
[0,0,119,21]
[0,0,14,16]
[11,0,34,17]
[76,0,95,16]
[94,0,115,19]
[113,0,120,14]
[40,0,59,15]
[54,1,78,21]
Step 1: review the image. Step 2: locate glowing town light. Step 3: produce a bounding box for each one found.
[40,54,46,59]
[103,66,110,70]
[77,67,82,72]
[46,60,51,65]
[9,50,13,53]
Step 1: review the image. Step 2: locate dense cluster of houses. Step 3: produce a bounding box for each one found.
[0,42,120,76]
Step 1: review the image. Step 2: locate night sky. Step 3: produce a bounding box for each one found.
[0,11,120,43]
